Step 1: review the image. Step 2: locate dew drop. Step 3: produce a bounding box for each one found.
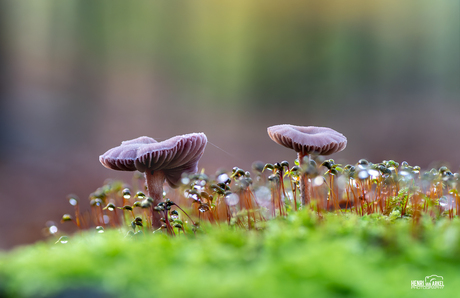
[313,176,324,186]
[439,196,448,208]
[439,195,456,210]
[368,169,380,179]
[358,171,369,180]
[69,198,78,206]
[49,226,58,234]
[188,193,199,201]
[193,185,204,191]
[255,187,271,205]
[225,193,240,206]
[217,173,229,184]
[399,171,413,181]
[337,175,347,189]
[96,226,105,233]
[181,177,190,185]
[357,164,368,170]
[56,236,69,244]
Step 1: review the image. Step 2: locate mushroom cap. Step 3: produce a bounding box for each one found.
[99,133,207,188]
[267,125,347,156]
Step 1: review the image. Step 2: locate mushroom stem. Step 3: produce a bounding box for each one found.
[298,153,311,206]
[144,170,166,228]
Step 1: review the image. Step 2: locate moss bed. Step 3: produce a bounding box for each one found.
[1,211,459,298]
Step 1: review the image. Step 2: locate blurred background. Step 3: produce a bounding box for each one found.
[0,0,459,249]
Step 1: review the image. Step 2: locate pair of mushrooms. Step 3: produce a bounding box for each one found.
[99,125,346,227]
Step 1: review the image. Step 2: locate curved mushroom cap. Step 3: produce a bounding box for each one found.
[267,125,347,156]
[99,133,207,187]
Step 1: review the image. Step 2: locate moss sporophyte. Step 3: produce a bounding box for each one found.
[51,127,460,240]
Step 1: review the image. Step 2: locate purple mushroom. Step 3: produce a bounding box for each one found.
[267,125,347,205]
[99,132,207,227]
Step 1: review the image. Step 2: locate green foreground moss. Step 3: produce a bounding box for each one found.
[1,212,460,298]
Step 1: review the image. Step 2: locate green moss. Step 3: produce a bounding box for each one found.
[1,211,459,298]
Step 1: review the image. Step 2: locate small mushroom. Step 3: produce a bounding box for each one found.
[267,125,347,206]
[99,133,207,227]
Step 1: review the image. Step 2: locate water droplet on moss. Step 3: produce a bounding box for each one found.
[368,169,380,179]
[357,164,368,170]
[61,214,72,222]
[217,173,229,183]
[254,187,270,206]
[56,236,69,244]
[358,171,369,180]
[225,193,239,206]
[122,188,131,200]
[136,192,145,199]
[313,176,324,186]
[399,171,412,181]
[49,226,58,234]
